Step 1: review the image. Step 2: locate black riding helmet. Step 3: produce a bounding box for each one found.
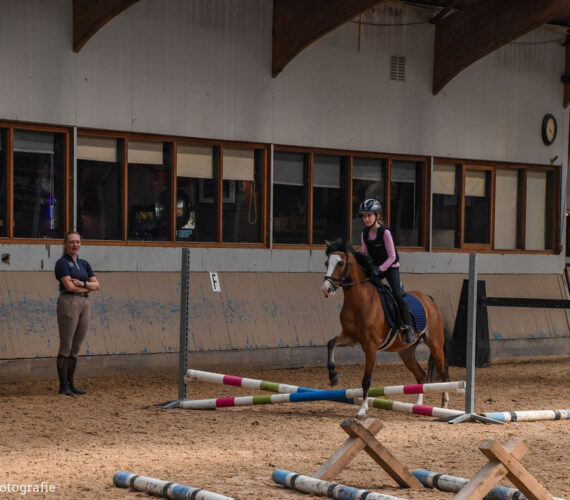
[358,198,382,216]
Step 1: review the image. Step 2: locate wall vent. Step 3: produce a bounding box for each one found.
[390,55,406,81]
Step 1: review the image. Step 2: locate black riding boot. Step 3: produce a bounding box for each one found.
[56,355,74,396]
[67,356,87,395]
[399,304,416,344]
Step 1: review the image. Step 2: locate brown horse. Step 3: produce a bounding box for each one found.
[321,238,450,419]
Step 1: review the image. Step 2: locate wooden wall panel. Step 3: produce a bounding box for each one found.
[0,271,567,362]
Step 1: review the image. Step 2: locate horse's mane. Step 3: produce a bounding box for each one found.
[325,238,376,278]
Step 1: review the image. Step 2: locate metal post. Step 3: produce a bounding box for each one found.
[178,248,190,401]
[465,252,477,414]
[444,253,501,424]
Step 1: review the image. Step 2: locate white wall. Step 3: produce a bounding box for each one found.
[0,0,567,274]
[0,0,567,164]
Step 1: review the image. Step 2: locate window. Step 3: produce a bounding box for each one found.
[525,170,554,251]
[176,144,217,242]
[77,135,122,240]
[0,131,6,238]
[221,147,264,244]
[432,163,459,249]
[390,160,424,247]
[273,151,308,244]
[494,168,521,250]
[351,157,385,245]
[127,140,171,241]
[312,154,348,245]
[13,130,65,239]
[463,167,492,246]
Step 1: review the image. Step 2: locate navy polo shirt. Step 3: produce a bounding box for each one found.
[54,254,94,292]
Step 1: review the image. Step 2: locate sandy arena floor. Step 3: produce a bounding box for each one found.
[1,356,569,499]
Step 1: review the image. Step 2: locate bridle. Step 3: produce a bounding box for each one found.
[324,251,371,291]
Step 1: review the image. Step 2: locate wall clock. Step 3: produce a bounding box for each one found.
[541,113,557,146]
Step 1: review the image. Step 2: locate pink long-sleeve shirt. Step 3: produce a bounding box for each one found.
[361,228,399,272]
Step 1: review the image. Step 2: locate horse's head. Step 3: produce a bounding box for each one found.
[322,238,353,298]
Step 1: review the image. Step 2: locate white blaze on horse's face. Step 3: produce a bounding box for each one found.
[322,254,343,298]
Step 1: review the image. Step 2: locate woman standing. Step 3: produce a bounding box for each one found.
[359,199,415,344]
[54,231,100,396]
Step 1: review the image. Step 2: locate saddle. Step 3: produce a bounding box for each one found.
[353,250,426,335]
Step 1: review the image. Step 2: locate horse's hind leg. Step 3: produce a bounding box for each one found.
[327,332,355,386]
[398,347,427,405]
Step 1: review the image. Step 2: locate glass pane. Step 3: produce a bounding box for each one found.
[432,163,459,249]
[313,154,347,245]
[0,130,6,237]
[464,169,491,244]
[494,169,521,250]
[273,151,308,244]
[176,144,217,242]
[127,141,171,241]
[351,157,385,245]
[222,148,263,243]
[525,170,551,251]
[390,160,424,247]
[13,130,64,238]
[77,136,122,240]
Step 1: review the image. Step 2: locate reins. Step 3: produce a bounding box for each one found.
[324,251,371,291]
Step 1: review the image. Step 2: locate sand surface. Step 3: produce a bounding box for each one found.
[1,357,569,499]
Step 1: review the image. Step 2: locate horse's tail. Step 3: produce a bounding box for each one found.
[426,294,451,382]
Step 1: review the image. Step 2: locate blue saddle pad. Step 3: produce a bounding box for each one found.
[404,293,427,333]
[378,288,427,333]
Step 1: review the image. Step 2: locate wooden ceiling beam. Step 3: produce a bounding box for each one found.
[272,0,382,77]
[433,0,570,94]
[73,0,141,53]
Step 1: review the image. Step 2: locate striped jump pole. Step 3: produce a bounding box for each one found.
[481,409,570,423]
[413,469,566,500]
[370,398,463,419]
[113,472,236,500]
[184,368,465,397]
[184,368,318,394]
[272,469,406,500]
[178,389,464,419]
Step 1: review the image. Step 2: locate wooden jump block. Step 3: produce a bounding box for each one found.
[453,440,554,500]
[314,417,421,489]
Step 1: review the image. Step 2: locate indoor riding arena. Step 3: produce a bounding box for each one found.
[1,1,570,499]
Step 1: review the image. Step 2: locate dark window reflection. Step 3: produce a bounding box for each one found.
[13,130,64,239]
[390,160,424,247]
[351,157,385,245]
[464,170,490,244]
[128,141,171,241]
[222,148,263,243]
[77,136,122,240]
[273,151,308,245]
[312,155,347,245]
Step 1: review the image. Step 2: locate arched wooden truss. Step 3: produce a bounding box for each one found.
[72,0,570,106]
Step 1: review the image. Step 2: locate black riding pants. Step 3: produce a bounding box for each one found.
[383,266,412,327]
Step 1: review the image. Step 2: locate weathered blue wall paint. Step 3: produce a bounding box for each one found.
[0,271,567,364]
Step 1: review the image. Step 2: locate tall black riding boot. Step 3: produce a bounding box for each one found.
[56,355,74,396]
[67,356,87,395]
[399,304,416,344]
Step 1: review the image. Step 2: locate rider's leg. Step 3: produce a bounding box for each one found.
[385,267,415,343]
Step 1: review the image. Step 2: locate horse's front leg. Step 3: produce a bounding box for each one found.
[356,346,375,420]
[327,337,340,386]
[327,332,355,387]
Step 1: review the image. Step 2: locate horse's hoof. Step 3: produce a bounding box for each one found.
[329,374,339,386]
[355,413,366,421]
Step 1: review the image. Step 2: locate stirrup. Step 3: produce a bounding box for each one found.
[399,326,415,344]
